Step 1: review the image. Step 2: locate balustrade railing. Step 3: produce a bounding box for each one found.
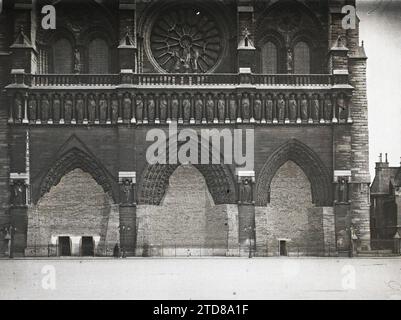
[28,74,120,87]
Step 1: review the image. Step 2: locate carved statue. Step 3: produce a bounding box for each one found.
[182,95,191,122]
[288,94,297,121]
[53,94,61,123]
[277,94,285,122]
[120,179,133,205]
[171,95,179,120]
[324,95,332,120]
[14,94,23,121]
[99,94,108,123]
[75,94,85,123]
[241,94,250,120]
[229,95,236,121]
[74,48,81,74]
[41,95,50,122]
[136,96,144,122]
[240,179,253,204]
[110,95,119,123]
[287,49,293,73]
[338,94,347,120]
[265,95,273,121]
[338,178,348,203]
[206,95,215,122]
[159,95,167,122]
[300,94,308,121]
[123,94,132,121]
[12,181,25,206]
[194,95,203,122]
[64,94,73,123]
[254,94,262,121]
[87,94,97,123]
[28,95,37,122]
[311,94,320,121]
[147,96,155,122]
[217,95,225,121]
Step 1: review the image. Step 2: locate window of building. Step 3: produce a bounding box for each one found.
[58,236,71,256]
[293,41,310,74]
[88,38,109,74]
[53,38,73,74]
[261,41,278,74]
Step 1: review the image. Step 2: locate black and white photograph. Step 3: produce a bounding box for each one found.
[0,0,400,305]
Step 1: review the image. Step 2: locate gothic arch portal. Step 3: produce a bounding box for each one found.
[256,139,332,207]
[38,147,116,203]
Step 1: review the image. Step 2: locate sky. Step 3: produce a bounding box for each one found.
[357,0,401,177]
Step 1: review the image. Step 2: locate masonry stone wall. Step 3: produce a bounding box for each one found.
[26,169,119,256]
[255,161,326,256]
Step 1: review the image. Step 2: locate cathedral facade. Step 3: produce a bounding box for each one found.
[0,0,371,257]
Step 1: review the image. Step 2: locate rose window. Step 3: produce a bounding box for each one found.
[149,6,224,73]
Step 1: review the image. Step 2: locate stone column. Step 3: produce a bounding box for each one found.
[237,170,256,257]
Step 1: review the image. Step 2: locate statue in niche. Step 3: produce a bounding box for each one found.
[324,95,332,120]
[265,95,273,121]
[288,93,297,121]
[41,95,50,122]
[182,95,191,122]
[64,94,73,123]
[12,181,25,206]
[28,95,37,122]
[123,93,132,121]
[287,49,293,73]
[135,96,143,122]
[75,94,85,123]
[195,95,203,122]
[300,94,308,121]
[254,94,262,121]
[87,94,97,123]
[240,179,253,204]
[241,93,250,120]
[171,94,179,120]
[99,94,108,123]
[14,94,23,121]
[111,95,119,123]
[120,179,133,205]
[206,95,214,122]
[338,178,349,203]
[147,96,155,122]
[74,48,81,74]
[53,95,61,123]
[311,94,320,121]
[277,94,285,122]
[338,94,347,120]
[217,95,225,121]
[159,94,167,122]
[229,95,236,121]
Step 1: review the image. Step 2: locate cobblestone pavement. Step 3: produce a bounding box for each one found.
[0,258,400,300]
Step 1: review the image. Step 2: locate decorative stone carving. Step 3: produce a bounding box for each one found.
[87,93,97,123]
[242,93,251,121]
[238,172,255,205]
[159,94,168,122]
[99,94,108,123]
[74,48,81,74]
[171,94,179,121]
[147,95,156,123]
[28,94,37,123]
[324,94,332,121]
[254,94,262,122]
[75,93,85,123]
[14,93,23,121]
[64,94,73,123]
[300,94,308,121]
[123,93,132,122]
[119,172,136,206]
[337,177,349,203]
[182,94,191,122]
[53,94,61,123]
[229,94,236,122]
[217,94,225,122]
[310,94,320,122]
[288,93,297,121]
[265,94,273,122]
[148,5,224,73]
[277,93,285,122]
[286,48,293,73]
[110,94,119,123]
[337,93,348,121]
[194,94,203,122]
[10,179,27,207]
[41,95,50,123]
[136,95,144,123]
[206,94,215,122]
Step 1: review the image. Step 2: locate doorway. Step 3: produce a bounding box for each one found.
[81,236,95,256]
[279,240,288,256]
[58,237,71,256]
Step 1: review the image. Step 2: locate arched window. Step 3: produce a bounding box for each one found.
[261,42,278,74]
[294,41,310,74]
[53,38,73,74]
[88,38,109,74]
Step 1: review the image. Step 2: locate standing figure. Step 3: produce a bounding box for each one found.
[28,95,37,123]
[159,94,167,122]
[12,181,26,206]
[265,95,273,121]
[337,94,347,121]
[241,179,253,204]
[311,94,320,121]
[288,94,297,121]
[206,94,215,122]
[277,94,285,122]
[253,94,262,122]
[74,48,81,74]
[123,93,132,122]
[171,94,179,121]
[182,95,191,122]
[147,96,155,122]
[75,94,85,123]
[300,94,308,121]
[14,94,23,121]
[99,94,108,123]
[110,95,119,123]
[287,49,293,73]
[229,95,236,121]
[41,95,50,122]
[324,94,332,121]
[64,94,73,123]
[194,95,203,122]
[136,95,144,122]
[241,93,250,121]
[87,94,97,123]
[53,94,61,123]
[218,94,225,122]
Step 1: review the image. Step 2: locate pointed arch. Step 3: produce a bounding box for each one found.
[39,147,116,203]
[256,139,332,206]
